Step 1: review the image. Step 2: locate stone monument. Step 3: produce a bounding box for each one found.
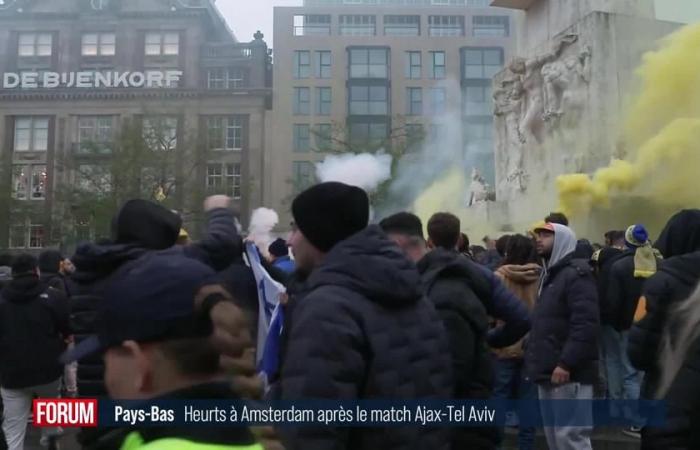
[487,0,681,230]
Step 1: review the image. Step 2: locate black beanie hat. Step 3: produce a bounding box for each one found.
[291,182,369,252]
[112,199,182,250]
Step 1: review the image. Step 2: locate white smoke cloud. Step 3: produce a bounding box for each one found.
[247,207,279,257]
[316,152,393,193]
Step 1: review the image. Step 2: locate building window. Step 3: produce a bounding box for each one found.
[206,163,241,199]
[405,51,421,79]
[405,123,424,152]
[429,16,464,36]
[293,14,331,36]
[349,85,389,115]
[207,117,243,151]
[293,87,311,115]
[463,47,504,79]
[12,164,47,200]
[406,88,423,115]
[349,48,389,79]
[18,33,52,57]
[473,16,510,37]
[340,15,376,36]
[76,164,112,193]
[384,15,420,36]
[78,116,113,153]
[14,117,49,152]
[207,68,247,89]
[9,221,44,249]
[463,84,492,116]
[349,122,388,147]
[314,124,333,151]
[142,117,178,151]
[430,51,446,79]
[316,87,332,115]
[81,32,116,56]
[145,32,179,56]
[293,51,311,79]
[293,124,311,152]
[431,87,447,114]
[292,161,316,193]
[316,51,332,79]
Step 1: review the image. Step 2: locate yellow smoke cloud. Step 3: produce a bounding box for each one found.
[558,22,700,216]
[414,169,466,224]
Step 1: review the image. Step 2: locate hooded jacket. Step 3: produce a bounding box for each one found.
[275,225,452,450]
[606,249,659,332]
[68,206,239,398]
[526,224,600,384]
[0,274,70,389]
[493,263,541,359]
[629,210,700,403]
[418,249,497,450]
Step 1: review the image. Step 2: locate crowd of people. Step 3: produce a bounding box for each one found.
[0,182,699,450]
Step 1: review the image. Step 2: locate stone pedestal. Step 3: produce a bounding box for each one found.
[488,0,680,233]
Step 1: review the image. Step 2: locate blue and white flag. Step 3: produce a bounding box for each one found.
[244,242,286,372]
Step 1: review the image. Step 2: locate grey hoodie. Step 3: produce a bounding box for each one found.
[548,224,578,269]
[539,224,577,295]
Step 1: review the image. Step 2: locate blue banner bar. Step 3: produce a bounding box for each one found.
[95,400,666,428]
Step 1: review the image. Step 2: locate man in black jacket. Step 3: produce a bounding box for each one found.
[274,182,452,450]
[68,195,238,449]
[628,209,700,449]
[380,211,529,450]
[604,224,659,437]
[0,254,70,450]
[527,223,599,450]
[62,250,264,450]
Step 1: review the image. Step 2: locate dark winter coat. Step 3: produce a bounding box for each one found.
[628,251,700,398]
[274,225,452,450]
[606,251,653,332]
[68,208,239,398]
[40,272,69,296]
[595,247,624,326]
[0,274,70,389]
[526,254,600,384]
[417,249,498,450]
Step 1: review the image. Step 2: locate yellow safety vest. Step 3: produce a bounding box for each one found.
[120,432,265,450]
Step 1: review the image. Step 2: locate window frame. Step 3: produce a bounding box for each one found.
[144,32,180,56]
[81,32,116,56]
[293,87,311,115]
[13,117,49,152]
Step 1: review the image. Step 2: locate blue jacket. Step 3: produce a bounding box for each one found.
[272,255,295,274]
[475,265,531,348]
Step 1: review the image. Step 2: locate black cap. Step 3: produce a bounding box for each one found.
[112,199,182,250]
[291,182,369,252]
[61,250,218,363]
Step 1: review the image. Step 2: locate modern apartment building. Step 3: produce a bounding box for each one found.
[0,0,271,252]
[267,0,518,222]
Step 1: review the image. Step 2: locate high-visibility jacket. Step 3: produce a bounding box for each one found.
[121,432,264,450]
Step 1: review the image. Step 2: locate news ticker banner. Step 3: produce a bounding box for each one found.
[33,399,666,428]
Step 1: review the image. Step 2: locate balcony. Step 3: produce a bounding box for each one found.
[202,43,254,60]
[293,24,332,37]
[490,0,538,9]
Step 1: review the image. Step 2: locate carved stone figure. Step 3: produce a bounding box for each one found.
[494,76,527,192]
[508,34,578,144]
[468,168,489,206]
[543,45,592,123]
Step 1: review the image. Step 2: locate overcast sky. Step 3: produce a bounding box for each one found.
[218,0,302,46]
[218,0,700,49]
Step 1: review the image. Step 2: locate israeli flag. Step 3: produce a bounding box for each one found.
[244,242,286,370]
